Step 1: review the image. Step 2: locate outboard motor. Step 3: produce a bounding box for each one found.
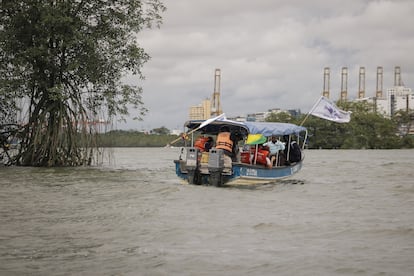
[186,147,201,185]
[208,148,224,187]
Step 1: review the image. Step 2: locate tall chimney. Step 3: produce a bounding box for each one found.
[340,67,348,101]
[376,66,383,98]
[358,66,365,99]
[323,67,330,98]
[394,66,402,86]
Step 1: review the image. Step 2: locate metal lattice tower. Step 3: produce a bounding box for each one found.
[211,68,223,116]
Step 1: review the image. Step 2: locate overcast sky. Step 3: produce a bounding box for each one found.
[118,0,414,131]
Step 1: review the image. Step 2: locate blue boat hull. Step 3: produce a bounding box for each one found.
[174,159,303,186]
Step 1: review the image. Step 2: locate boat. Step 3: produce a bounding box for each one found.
[173,116,307,186]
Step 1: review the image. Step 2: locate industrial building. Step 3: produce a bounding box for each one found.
[188,69,299,122]
[376,86,414,118]
[189,98,211,120]
[323,66,413,118]
[189,66,413,127]
[189,68,222,120]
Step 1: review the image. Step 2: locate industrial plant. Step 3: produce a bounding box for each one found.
[190,66,413,123]
[188,68,223,121]
[323,66,413,118]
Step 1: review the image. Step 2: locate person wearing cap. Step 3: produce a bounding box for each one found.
[263,135,285,166]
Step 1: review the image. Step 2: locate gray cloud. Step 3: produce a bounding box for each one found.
[120,0,414,131]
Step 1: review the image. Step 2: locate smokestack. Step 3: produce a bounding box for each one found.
[323,67,330,98]
[394,66,402,86]
[358,66,365,99]
[376,66,383,98]
[340,67,348,101]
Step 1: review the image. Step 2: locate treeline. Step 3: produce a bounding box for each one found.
[99,102,414,149]
[267,101,414,149]
[97,130,184,147]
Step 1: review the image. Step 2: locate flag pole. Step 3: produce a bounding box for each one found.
[167,113,226,146]
[168,128,198,146]
[300,96,323,126]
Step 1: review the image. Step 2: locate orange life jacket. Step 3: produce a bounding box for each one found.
[251,147,269,165]
[215,132,233,153]
[194,136,209,151]
[240,152,251,164]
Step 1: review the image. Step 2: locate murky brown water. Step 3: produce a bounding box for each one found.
[1,148,413,275]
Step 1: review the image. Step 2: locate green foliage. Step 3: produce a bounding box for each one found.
[400,135,414,148]
[393,109,414,136]
[0,0,165,166]
[267,101,414,149]
[151,126,170,135]
[97,130,180,147]
[265,111,294,123]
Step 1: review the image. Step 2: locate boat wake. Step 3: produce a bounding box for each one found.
[225,178,305,190]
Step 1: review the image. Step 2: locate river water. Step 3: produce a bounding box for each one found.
[0,148,413,276]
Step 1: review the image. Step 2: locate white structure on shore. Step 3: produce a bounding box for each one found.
[376,86,414,118]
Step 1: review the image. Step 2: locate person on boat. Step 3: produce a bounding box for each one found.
[263,135,285,166]
[194,135,214,152]
[289,140,302,162]
[204,136,214,152]
[282,135,302,164]
[250,144,272,168]
[216,126,234,155]
[215,126,238,171]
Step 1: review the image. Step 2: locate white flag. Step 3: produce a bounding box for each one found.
[310,96,351,123]
[198,113,227,129]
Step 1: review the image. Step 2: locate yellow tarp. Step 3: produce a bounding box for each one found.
[245,134,267,145]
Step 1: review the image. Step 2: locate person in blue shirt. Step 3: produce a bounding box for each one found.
[263,135,285,166]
